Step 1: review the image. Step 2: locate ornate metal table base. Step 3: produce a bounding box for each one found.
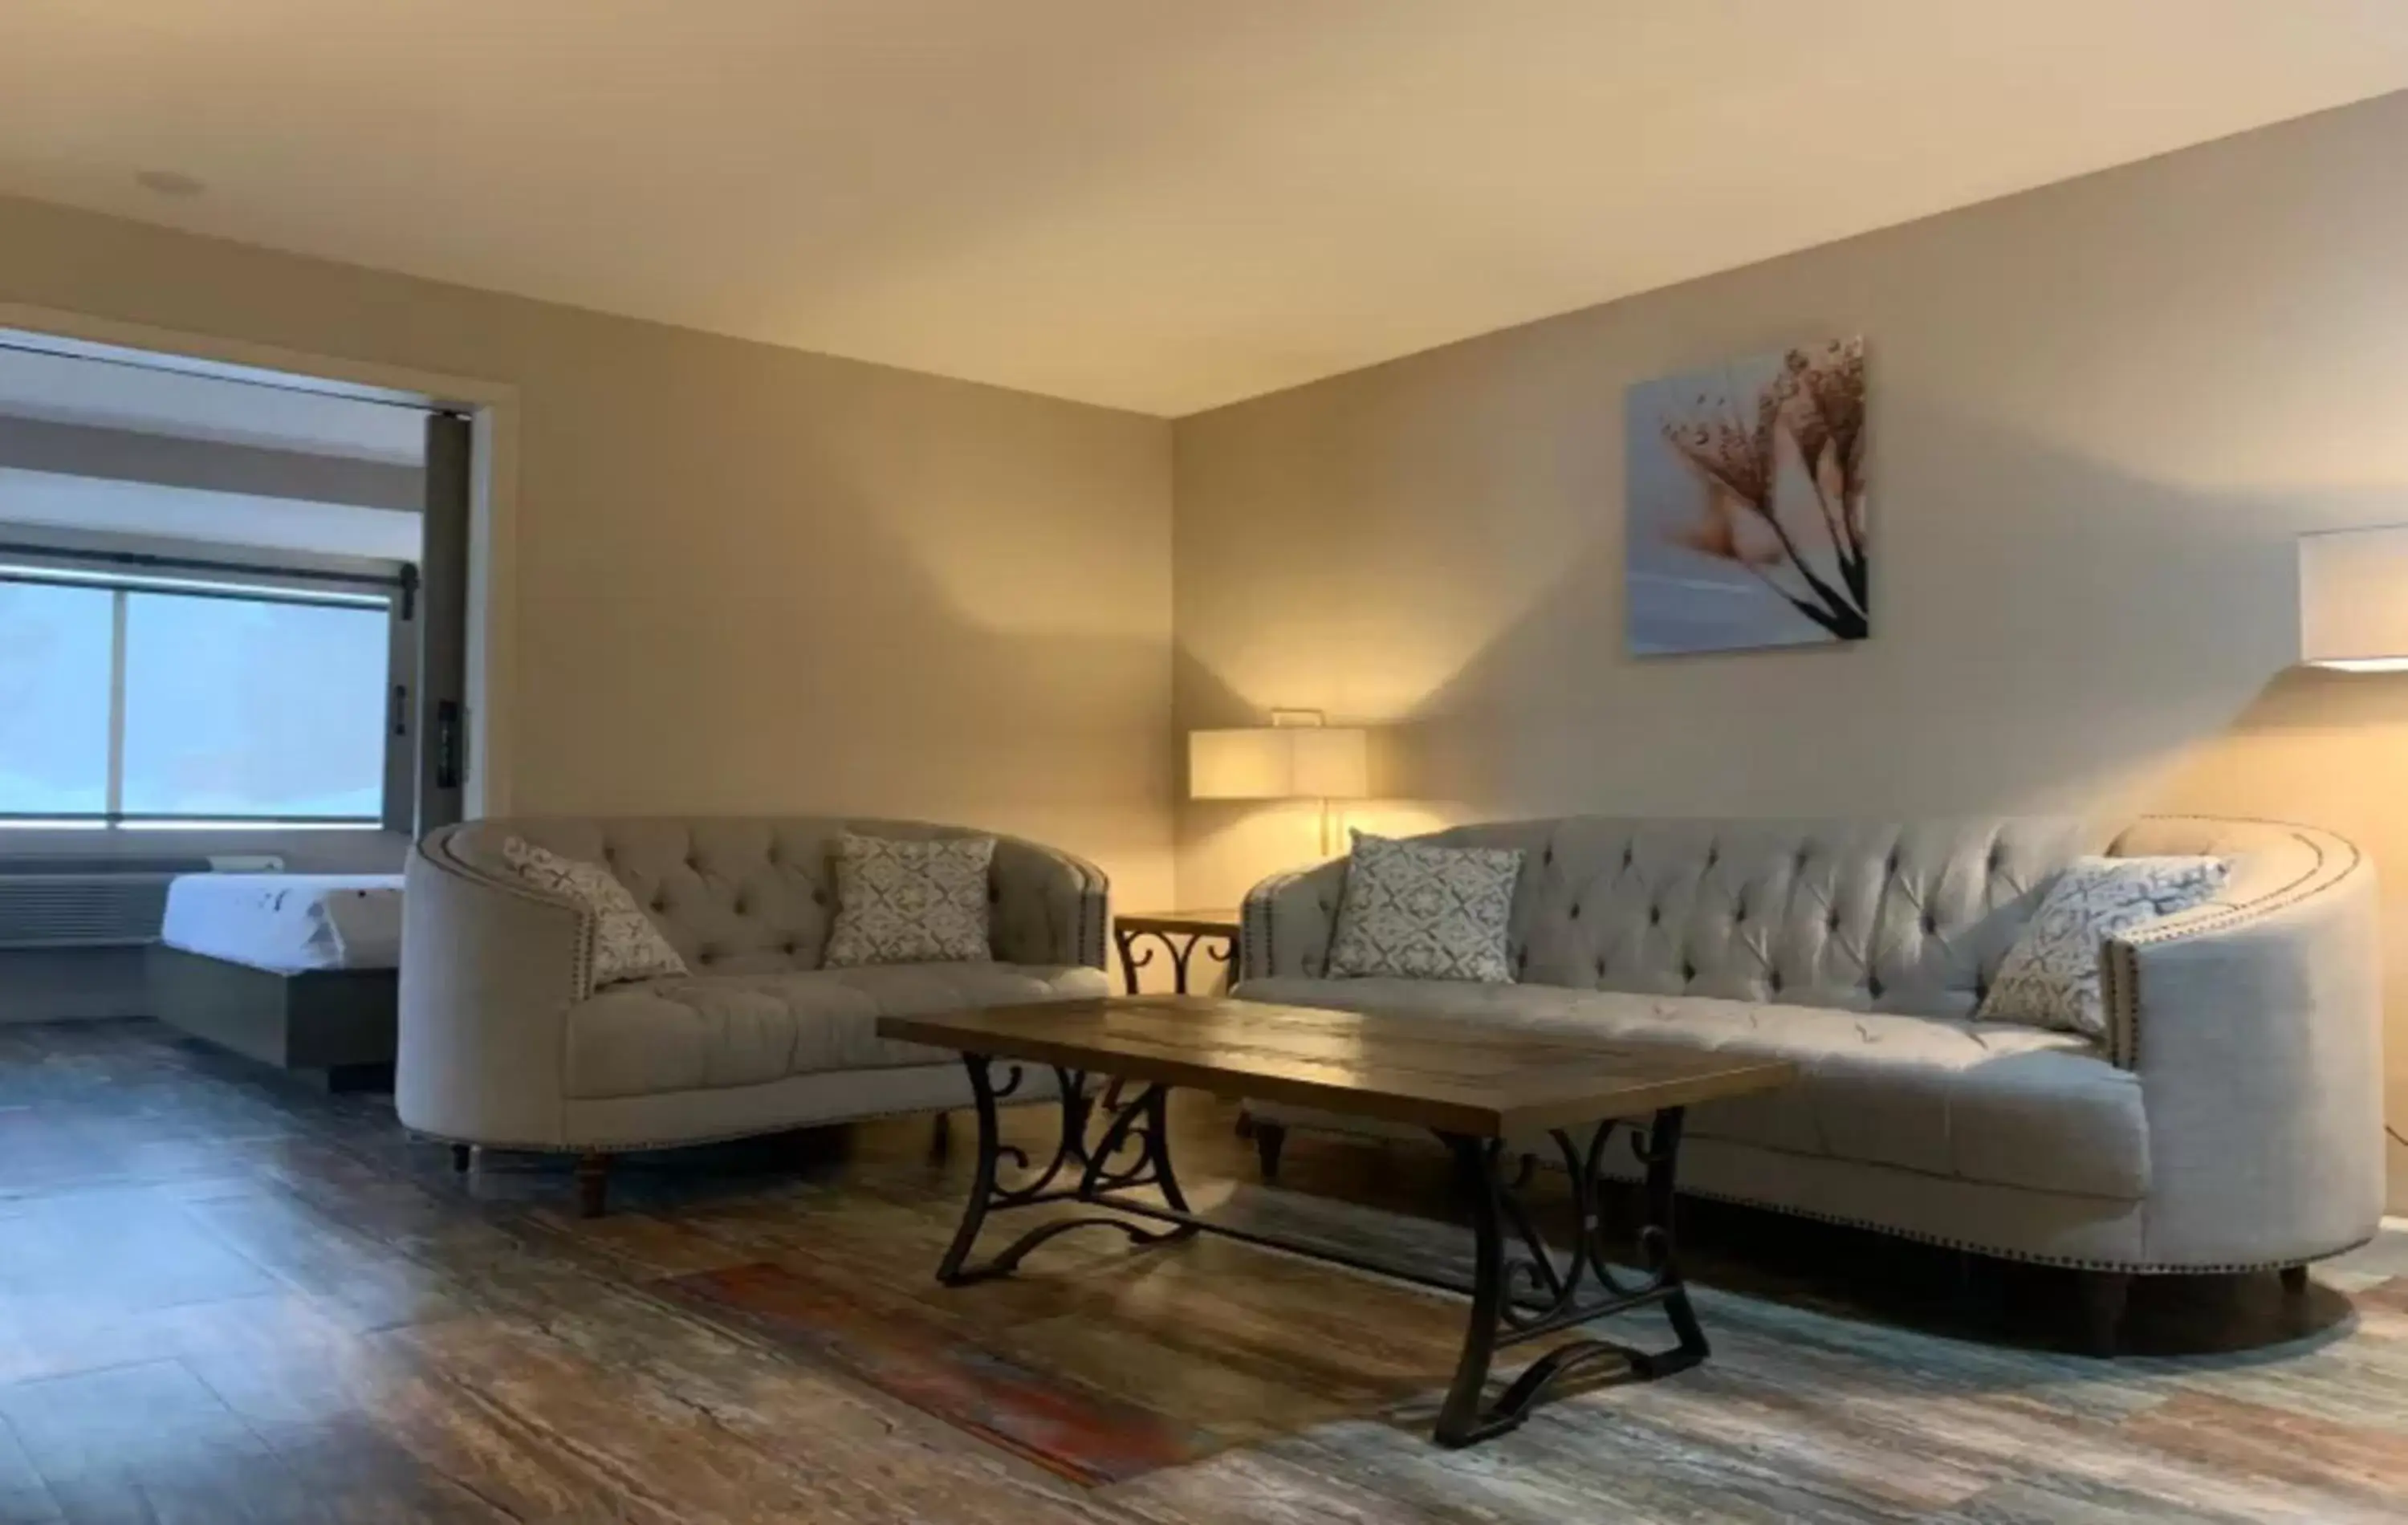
[936,1053,1198,1286]
[933,1051,1710,1447]
[1431,1111,1706,1446]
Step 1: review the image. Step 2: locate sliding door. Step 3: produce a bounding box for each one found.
[416,412,471,833]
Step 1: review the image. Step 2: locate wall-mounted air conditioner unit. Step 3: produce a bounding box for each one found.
[0,856,284,950]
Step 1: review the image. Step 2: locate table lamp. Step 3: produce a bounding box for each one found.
[1189,711,1371,857]
[2300,527,2408,672]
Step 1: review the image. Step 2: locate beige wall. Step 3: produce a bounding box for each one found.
[1172,92,2408,1207]
[0,193,1176,917]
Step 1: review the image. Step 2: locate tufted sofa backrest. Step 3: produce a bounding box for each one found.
[1381,817,2097,1019]
[429,815,1087,976]
[1250,814,2333,1022]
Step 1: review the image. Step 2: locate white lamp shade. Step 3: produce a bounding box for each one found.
[2300,527,2408,672]
[1189,726,1370,800]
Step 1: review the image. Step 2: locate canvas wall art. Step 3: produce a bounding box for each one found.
[1625,337,1867,655]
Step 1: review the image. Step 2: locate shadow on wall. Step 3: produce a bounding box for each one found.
[506,361,1173,929]
[1186,394,2395,819]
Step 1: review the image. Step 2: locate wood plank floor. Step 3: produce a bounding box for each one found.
[0,1019,2401,1523]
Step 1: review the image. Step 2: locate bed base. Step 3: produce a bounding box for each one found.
[147,945,398,1093]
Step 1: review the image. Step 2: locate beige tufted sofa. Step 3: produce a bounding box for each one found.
[1237,815,2386,1346]
[398,815,1108,1213]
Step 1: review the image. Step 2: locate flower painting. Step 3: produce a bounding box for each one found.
[1625,338,1867,655]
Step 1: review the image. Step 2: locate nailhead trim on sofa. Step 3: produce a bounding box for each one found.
[1231,813,2380,1281]
[2102,816,2358,1072]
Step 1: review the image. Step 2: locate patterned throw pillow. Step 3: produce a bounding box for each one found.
[1326,829,1524,983]
[500,837,689,988]
[1978,855,2228,1039]
[823,832,995,967]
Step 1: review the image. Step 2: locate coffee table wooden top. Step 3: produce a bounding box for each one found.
[879,996,1796,1138]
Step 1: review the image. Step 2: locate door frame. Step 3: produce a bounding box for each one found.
[0,301,520,819]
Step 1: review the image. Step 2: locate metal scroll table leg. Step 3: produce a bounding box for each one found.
[1139,1080,1197,1222]
[1430,1107,1709,1447]
[934,1053,1188,1286]
[1434,1134,1511,1446]
[1627,1107,1710,1380]
[935,1052,1010,1286]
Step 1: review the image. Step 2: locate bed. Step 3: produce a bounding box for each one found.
[148,873,404,1092]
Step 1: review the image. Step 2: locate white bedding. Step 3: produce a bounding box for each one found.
[160,873,405,974]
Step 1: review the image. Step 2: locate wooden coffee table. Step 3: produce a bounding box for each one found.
[879,994,1796,1447]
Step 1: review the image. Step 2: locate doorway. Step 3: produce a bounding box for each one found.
[0,317,509,1024]
[0,313,514,833]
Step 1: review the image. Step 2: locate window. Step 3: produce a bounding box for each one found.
[0,581,113,815]
[0,559,406,829]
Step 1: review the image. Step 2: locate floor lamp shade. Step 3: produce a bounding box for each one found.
[1189,727,1370,801]
[2300,527,2408,672]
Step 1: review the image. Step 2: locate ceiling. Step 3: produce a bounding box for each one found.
[1,2,2404,417]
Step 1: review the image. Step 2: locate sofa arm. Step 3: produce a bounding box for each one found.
[397,832,590,1149]
[1239,859,1351,980]
[990,836,1108,970]
[2102,829,2386,1267]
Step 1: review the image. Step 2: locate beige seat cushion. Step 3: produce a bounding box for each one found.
[1235,976,2148,1201]
[567,962,1106,1100]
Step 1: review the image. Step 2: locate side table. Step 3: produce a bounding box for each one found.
[1111,909,1240,995]
[1108,909,1246,1127]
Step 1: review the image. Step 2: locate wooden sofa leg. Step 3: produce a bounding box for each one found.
[929,1111,952,1161]
[2077,1271,2132,1356]
[2280,1264,2311,1297]
[450,1144,473,1174]
[1255,1121,1287,1184]
[576,1152,612,1218]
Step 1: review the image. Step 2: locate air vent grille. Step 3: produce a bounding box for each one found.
[0,860,212,949]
